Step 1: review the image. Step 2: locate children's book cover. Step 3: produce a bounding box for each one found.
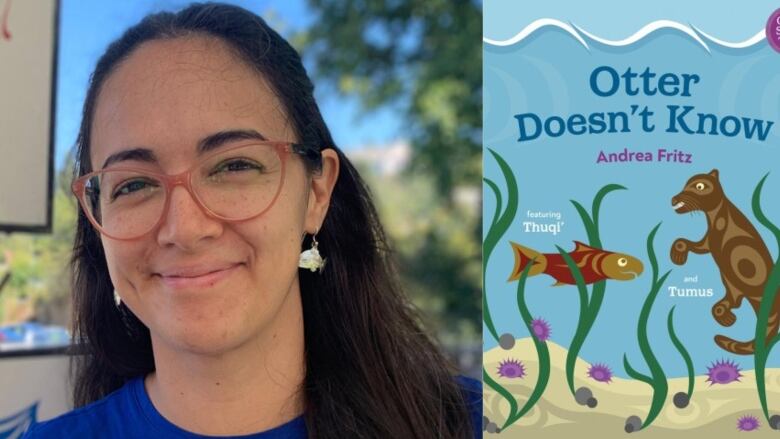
[483,2,780,436]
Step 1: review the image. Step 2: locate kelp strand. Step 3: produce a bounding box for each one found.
[505,260,551,427]
[482,148,518,343]
[623,223,670,430]
[667,306,695,397]
[563,184,626,396]
[751,173,780,422]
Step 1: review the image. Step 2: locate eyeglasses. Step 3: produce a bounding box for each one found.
[72,141,321,241]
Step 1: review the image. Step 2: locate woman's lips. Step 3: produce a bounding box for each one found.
[157,263,242,289]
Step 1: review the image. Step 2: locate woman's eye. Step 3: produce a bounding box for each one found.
[112,179,155,199]
[211,159,263,175]
[696,182,706,190]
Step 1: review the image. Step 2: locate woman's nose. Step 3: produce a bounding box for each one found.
[155,185,223,250]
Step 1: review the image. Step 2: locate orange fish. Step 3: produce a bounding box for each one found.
[509,241,644,286]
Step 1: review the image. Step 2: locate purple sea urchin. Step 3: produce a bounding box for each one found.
[530,318,551,342]
[737,415,760,432]
[706,359,742,385]
[587,363,613,383]
[497,359,526,379]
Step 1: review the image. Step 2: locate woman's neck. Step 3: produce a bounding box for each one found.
[144,285,306,436]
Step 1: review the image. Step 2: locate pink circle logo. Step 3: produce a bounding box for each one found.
[768,8,780,52]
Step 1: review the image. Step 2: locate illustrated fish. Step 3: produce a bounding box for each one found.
[508,241,644,286]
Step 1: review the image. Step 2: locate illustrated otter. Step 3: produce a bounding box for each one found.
[670,169,778,355]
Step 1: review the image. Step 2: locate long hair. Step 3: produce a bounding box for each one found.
[69,3,474,438]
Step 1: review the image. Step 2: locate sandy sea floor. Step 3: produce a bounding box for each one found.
[484,338,780,438]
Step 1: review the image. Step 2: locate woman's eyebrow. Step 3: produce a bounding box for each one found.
[197,129,268,154]
[102,148,157,169]
[100,129,269,169]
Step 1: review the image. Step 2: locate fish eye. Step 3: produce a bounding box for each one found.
[618,258,628,267]
[695,182,706,191]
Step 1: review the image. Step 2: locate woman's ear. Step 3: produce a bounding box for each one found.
[305,149,340,232]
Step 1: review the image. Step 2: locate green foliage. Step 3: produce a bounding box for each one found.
[750,173,780,422]
[303,0,481,341]
[303,0,480,193]
[622,224,671,430]
[355,159,480,341]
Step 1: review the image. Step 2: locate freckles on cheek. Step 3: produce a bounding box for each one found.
[103,244,152,293]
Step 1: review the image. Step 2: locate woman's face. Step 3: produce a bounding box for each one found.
[89,36,333,355]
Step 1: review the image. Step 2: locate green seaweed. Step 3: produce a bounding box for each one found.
[750,173,780,423]
[483,365,518,424]
[667,306,695,398]
[483,148,518,343]
[562,184,626,396]
[623,223,671,429]
[557,246,593,395]
[482,259,551,430]
[482,149,552,429]
[506,260,551,428]
[482,149,550,429]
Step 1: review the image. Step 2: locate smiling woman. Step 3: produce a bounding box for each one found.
[20,3,480,439]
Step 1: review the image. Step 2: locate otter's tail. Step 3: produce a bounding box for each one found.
[714,335,756,355]
[715,288,780,355]
[715,304,780,355]
[508,242,547,281]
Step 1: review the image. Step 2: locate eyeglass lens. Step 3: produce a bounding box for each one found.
[82,143,283,238]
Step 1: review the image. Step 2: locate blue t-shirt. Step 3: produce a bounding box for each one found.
[22,375,482,438]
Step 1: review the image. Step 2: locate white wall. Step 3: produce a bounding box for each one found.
[0,353,69,436]
[0,0,57,230]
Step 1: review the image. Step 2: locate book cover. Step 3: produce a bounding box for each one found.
[483,3,780,436]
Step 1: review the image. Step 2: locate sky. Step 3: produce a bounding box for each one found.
[55,0,404,169]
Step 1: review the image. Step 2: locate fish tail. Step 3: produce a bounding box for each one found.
[508,242,547,281]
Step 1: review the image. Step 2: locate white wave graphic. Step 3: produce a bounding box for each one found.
[484,19,766,51]
[691,26,765,49]
[574,20,708,49]
[482,18,588,49]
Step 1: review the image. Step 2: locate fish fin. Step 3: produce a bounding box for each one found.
[573,240,600,253]
[508,242,547,281]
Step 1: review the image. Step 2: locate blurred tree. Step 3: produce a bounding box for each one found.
[353,158,480,342]
[303,0,481,196]
[302,0,482,340]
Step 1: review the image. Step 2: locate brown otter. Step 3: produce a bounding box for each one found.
[670,169,778,355]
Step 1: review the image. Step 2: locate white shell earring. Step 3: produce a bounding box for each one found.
[298,231,326,273]
[113,289,121,307]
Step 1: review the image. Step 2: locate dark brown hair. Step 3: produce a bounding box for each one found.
[69,3,475,438]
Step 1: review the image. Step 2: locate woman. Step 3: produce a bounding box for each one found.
[23,2,480,438]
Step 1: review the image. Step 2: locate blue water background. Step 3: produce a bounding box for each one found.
[484,28,780,378]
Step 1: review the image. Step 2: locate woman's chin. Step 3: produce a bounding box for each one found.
[151,317,257,356]
[169,332,241,356]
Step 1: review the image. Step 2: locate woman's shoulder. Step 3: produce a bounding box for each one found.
[455,375,483,438]
[455,374,482,396]
[22,377,143,438]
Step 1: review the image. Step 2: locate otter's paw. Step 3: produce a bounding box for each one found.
[712,303,737,327]
[670,240,689,265]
